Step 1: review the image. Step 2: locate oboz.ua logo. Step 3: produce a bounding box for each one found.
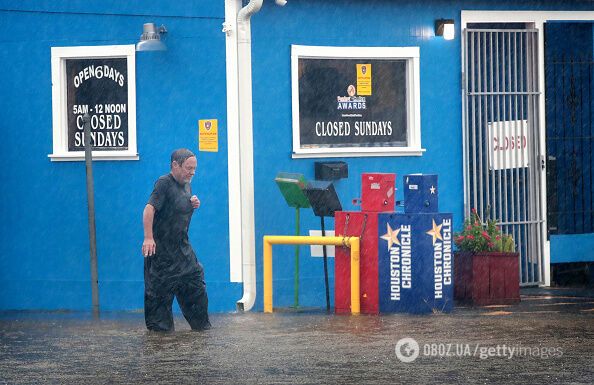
[395,337,419,363]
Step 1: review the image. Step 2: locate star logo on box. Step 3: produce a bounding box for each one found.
[425,217,453,299]
[380,223,401,250]
[426,219,443,245]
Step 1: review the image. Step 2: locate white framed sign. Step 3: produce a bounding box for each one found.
[291,45,423,158]
[50,45,137,161]
[487,120,529,170]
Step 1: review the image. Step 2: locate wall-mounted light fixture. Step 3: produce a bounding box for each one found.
[435,19,455,40]
[136,23,167,51]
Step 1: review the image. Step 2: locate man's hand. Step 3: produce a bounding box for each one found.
[142,238,156,257]
[190,195,200,209]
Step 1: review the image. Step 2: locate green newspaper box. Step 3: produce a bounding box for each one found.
[274,172,310,308]
[275,172,310,209]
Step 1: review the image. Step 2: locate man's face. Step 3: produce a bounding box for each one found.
[172,156,197,184]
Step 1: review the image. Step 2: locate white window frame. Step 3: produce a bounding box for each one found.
[49,45,138,161]
[291,45,423,158]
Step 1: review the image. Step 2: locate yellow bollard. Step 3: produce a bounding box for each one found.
[349,237,360,315]
[263,239,273,313]
[263,235,360,315]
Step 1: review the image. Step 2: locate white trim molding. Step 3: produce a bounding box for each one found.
[50,45,138,161]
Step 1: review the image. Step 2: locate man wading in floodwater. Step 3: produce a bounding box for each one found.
[141,149,211,332]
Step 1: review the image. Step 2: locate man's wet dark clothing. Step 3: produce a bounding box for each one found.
[144,173,210,331]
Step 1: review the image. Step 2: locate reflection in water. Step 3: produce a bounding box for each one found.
[1,301,593,384]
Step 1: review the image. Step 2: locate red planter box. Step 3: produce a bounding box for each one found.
[454,252,520,306]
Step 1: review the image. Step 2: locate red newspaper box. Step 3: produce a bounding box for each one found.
[335,211,379,314]
[361,173,396,212]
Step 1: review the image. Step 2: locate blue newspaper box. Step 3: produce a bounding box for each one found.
[404,174,438,213]
[377,212,453,314]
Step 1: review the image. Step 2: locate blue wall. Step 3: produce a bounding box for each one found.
[250,0,463,310]
[248,0,594,310]
[0,0,240,312]
[550,234,594,263]
[1,1,593,313]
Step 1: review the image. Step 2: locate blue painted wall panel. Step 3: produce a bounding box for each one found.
[0,2,238,312]
[250,1,463,311]
[249,0,594,311]
[1,1,592,313]
[0,0,223,19]
[550,234,594,263]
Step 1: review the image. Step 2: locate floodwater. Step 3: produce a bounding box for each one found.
[1,288,593,384]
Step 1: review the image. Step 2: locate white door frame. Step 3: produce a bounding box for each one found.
[461,11,594,286]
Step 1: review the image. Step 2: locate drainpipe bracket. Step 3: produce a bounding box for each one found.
[222,22,233,36]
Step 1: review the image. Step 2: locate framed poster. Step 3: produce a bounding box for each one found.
[50,45,137,161]
[291,45,423,158]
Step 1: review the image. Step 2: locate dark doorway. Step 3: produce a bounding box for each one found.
[545,22,594,236]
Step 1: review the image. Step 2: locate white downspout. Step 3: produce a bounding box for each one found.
[231,0,287,312]
[224,0,242,285]
[235,0,261,312]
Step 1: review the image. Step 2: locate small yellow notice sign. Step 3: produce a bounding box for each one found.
[356,64,372,96]
[198,119,218,152]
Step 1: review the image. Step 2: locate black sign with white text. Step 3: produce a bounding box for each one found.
[297,58,408,149]
[66,58,129,151]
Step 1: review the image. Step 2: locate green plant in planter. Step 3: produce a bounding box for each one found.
[454,208,515,253]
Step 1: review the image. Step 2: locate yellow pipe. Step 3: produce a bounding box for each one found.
[263,238,273,313]
[263,235,360,315]
[349,236,360,315]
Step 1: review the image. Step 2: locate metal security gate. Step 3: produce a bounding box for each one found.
[463,28,546,286]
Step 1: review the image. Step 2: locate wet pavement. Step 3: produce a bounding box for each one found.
[1,287,593,385]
